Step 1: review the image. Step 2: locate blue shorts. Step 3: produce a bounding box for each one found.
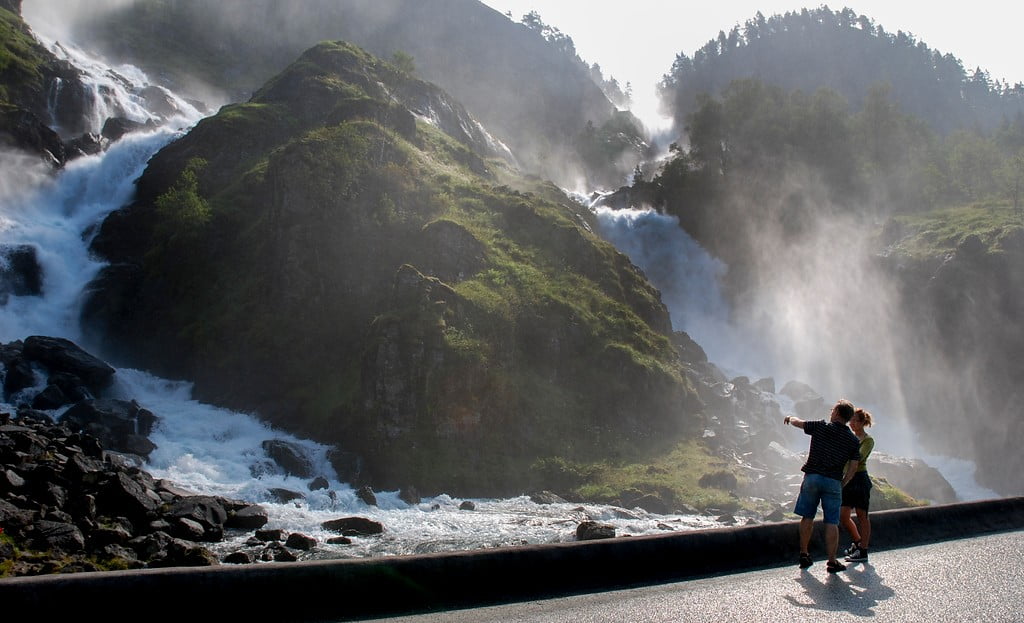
[793,473,843,525]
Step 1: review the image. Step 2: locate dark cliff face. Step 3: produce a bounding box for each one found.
[0,5,93,165]
[882,230,1024,496]
[83,41,700,496]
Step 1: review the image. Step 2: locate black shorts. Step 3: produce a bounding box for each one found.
[842,471,872,510]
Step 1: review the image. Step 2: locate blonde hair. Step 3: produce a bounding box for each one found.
[854,407,873,427]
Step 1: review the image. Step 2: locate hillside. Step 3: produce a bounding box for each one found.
[624,70,1024,495]
[81,40,701,496]
[659,6,1024,138]
[63,0,647,188]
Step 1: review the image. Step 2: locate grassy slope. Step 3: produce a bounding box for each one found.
[87,41,696,497]
[881,201,1024,258]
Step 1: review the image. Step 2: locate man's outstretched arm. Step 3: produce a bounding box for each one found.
[783,415,806,429]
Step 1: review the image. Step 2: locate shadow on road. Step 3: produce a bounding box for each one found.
[783,563,896,616]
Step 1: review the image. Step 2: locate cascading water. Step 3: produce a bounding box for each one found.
[583,195,1000,502]
[1,39,724,562]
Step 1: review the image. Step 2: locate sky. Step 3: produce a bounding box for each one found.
[480,1,1024,127]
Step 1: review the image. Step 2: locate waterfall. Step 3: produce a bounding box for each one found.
[583,196,1000,502]
[1,39,725,560]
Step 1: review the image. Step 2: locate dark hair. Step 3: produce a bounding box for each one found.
[854,407,874,427]
[833,399,855,423]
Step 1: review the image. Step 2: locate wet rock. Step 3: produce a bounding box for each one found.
[529,490,567,505]
[285,532,317,550]
[226,504,269,530]
[356,485,377,506]
[575,520,615,541]
[321,516,384,536]
[261,439,314,478]
[22,336,115,395]
[0,244,43,304]
[60,399,158,459]
[266,488,304,504]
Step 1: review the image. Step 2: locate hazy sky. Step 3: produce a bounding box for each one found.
[480,1,1024,126]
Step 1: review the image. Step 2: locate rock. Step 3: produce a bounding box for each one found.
[308,476,330,491]
[628,494,671,515]
[698,470,738,491]
[100,117,150,142]
[285,532,317,550]
[529,490,567,505]
[226,504,269,530]
[458,500,475,511]
[779,380,819,402]
[321,516,384,536]
[255,528,286,542]
[0,244,43,304]
[165,495,229,542]
[0,343,31,396]
[260,439,314,478]
[870,453,958,504]
[31,384,68,410]
[575,520,615,541]
[222,551,252,564]
[415,219,486,283]
[399,485,420,505]
[32,520,86,553]
[22,336,115,395]
[60,399,158,458]
[326,449,365,484]
[266,488,304,504]
[356,485,377,506]
[0,108,66,167]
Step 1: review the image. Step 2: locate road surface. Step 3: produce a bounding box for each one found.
[362,530,1023,623]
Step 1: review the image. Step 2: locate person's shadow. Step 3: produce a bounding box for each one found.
[782,563,896,616]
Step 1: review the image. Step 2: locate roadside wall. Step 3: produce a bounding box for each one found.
[3,496,1023,622]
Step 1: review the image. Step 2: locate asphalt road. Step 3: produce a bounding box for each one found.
[361,530,1024,623]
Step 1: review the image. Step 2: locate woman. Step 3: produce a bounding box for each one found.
[840,407,874,562]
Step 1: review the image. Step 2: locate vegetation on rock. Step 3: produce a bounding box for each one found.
[83,41,700,496]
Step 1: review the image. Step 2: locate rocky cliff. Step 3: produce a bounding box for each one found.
[82,41,700,496]
[68,0,645,188]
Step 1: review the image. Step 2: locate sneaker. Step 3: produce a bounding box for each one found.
[843,542,860,557]
[845,547,868,562]
[799,553,813,569]
[827,560,847,573]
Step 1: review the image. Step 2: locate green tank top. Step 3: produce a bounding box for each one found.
[856,435,874,472]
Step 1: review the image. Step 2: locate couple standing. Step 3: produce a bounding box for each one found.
[783,399,874,573]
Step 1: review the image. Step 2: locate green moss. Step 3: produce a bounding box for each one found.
[884,202,1023,258]
[91,35,696,496]
[540,440,748,512]
[0,8,47,103]
[870,476,928,510]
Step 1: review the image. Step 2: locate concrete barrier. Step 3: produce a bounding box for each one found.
[2,496,1023,622]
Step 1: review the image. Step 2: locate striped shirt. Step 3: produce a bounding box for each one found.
[801,420,862,481]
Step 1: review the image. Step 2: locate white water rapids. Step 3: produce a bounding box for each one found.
[0,39,732,562]
[0,36,998,563]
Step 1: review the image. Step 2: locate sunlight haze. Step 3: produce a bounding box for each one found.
[481,1,1024,128]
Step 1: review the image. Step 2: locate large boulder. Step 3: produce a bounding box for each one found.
[321,516,384,536]
[870,453,958,504]
[260,439,314,478]
[22,336,116,395]
[0,244,43,303]
[60,398,158,458]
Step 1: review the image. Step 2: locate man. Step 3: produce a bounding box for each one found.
[783,399,861,573]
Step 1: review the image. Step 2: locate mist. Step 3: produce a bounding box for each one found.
[593,161,992,469]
